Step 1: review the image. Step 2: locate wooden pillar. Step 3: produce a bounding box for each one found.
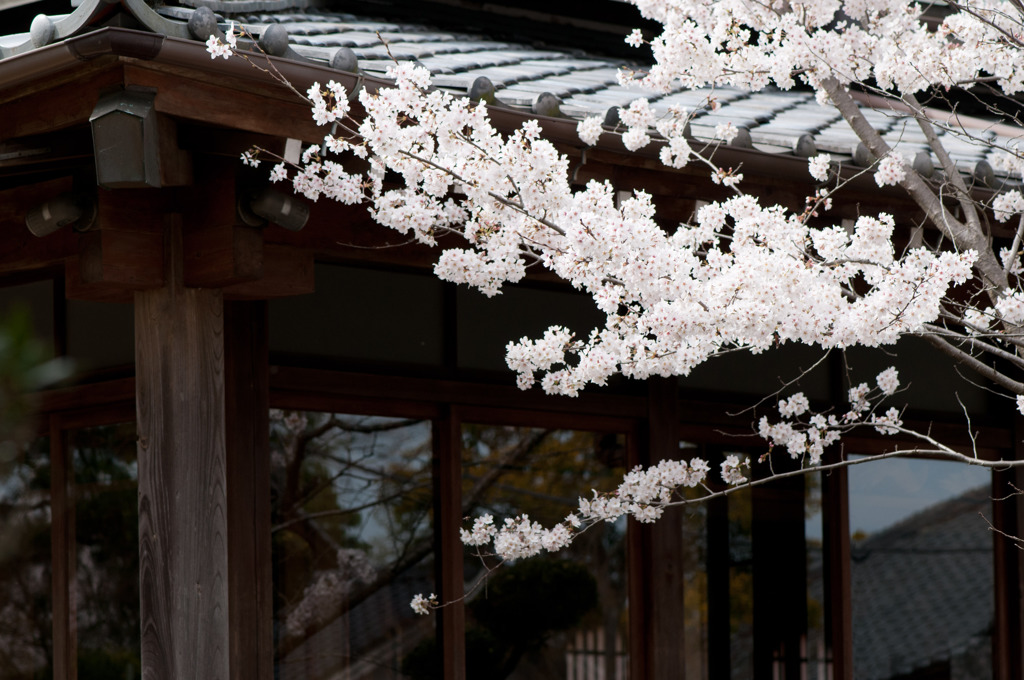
[824,462,852,680]
[627,424,648,680]
[224,300,272,680]
[434,406,465,680]
[50,418,76,680]
[644,377,685,679]
[135,222,271,680]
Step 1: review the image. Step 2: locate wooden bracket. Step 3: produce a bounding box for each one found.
[66,188,166,302]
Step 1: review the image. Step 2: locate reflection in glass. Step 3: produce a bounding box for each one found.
[684,452,825,679]
[0,438,52,679]
[728,486,753,680]
[270,411,434,680]
[804,474,828,680]
[72,423,140,679]
[681,483,707,679]
[459,426,628,680]
[689,469,754,680]
[849,458,993,679]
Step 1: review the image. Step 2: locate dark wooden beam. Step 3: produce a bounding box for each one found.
[0,64,122,140]
[223,301,273,680]
[49,417,77,680]
[125,64,324,142]
[35,377,136,414]
[626,424,648,680]
[184,224,263,289]
[223,245,314,300]
[83,188,170,285]
[155,114,193,187]
[824,457,852,680]
[65,256,133,303]
[705,456,730,678]
[262,194,446,269]
[269,366,648,418]
[0,127,93,175]
[182,155,264,288]
[0,176,78,274]
[752,466,807,679]
[66,189,167,301]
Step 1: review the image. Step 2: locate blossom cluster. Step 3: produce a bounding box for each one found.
[455,457,723,565]
[239,62,980,400]
[203,0,1024,619]
[199,0,1024,622]
[873,152,907,187]
[625,0,1024,97]
[758,367,905,464]
[205,22,237,59]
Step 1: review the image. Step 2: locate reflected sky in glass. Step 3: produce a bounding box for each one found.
[848,456,989,535]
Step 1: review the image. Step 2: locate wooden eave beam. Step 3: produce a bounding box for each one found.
[124,62,326,142]
[269,365,648,419]
[0,63,124,141]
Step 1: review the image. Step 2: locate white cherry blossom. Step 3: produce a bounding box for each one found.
[208,1,1024,616]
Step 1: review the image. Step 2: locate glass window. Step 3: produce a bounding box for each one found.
[680,482,709,679]
[269,265,444,367]
[804,472,828,680]
[458,425,629,679]
[849,458,993,679]
[270,411,435,680]
[0,437,52,680]
[683,451,826,679]
[71,422,140,679]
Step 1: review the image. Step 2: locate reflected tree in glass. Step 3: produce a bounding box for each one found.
[71,422,140,679]
[459,426,629,680]
[686,449,825,680]
[269,410,434,680]
[0,437,52,680]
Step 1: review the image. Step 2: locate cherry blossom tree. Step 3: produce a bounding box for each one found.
[211,0,1024,588]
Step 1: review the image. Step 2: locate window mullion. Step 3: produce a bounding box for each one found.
[49,415,76,680]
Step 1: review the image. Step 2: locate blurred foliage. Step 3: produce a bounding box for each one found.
[0,305,73,679]
[0,305,71,466]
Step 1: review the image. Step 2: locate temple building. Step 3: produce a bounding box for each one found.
[0,0,1021,678]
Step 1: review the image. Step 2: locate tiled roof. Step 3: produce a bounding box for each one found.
[849,485,994,680]
[1,0,1022,182]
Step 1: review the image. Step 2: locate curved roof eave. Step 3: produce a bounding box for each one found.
[0,25,854,185]
[0,17,1001,213]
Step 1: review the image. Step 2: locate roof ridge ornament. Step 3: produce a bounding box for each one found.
[0,0,106,58]
[29,14,55,47]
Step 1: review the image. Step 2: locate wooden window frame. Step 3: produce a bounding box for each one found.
[270,374,642,679]
[40,397,137,680]
[25,366,1024,680]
